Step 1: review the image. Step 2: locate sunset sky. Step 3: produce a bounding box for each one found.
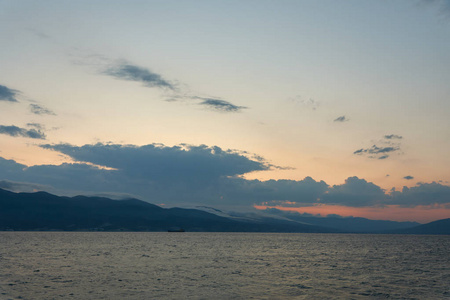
[0,0,449,223]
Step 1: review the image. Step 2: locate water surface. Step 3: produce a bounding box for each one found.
[1,232,449,299]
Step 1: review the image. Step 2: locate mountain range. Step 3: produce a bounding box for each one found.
[0,188,448,234]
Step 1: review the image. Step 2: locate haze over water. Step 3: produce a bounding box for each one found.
[1,232,449,299]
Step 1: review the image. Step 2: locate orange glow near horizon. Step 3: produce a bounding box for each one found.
[254,204,450,224]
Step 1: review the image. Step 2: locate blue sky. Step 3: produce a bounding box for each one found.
[0,0,449,222]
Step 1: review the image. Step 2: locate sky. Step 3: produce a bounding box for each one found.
[0,0,449,223]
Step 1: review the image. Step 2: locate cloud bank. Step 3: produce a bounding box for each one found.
[0,142,448,210]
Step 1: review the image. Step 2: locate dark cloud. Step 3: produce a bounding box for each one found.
[320,177,387,207]
[222,177,329,206]
[29,104,56,115]
[384,134,402,140]
[354,134,404,159]
[0,125,46,139]
[0,157,27,177]
[334,116,349,122]
[0,153,327,207]
[0,84,19,102]
[0,151,449,209]
[389,182,450,207]
[167,95,247,113]
[353,145,399,155]
[404,176,414,180]
[76,54,246,114]
[40,143,269,182]
[197,98,247,112]
[103,63,175,90]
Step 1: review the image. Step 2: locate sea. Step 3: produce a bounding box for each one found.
[0,232,449,299]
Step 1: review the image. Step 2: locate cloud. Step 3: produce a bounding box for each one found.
[0,157,27,177]
[384,134,402,140]
[26,123,44,130]
[420,0,450,16]
[0,84,20,102]
[289,95,319,110]
[389,182,450,206]
[334,116,349,122]
[167,95,247,113]
[75,53,246,114]
[320,176,388,207]
[40,143,269,182]
[197,97,247,112]
[223,177,329,206]
[29,104,56,115]
[0,180,53,193]
[0,143,272,207]
[26,28,51,39]
[102,62,175,90]
[353,145,399,156]
[404,176,414,180]
[0,125,46,139]
[354,135,403,159]
[1,142,449,210]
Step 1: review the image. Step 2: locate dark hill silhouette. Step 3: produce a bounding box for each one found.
[0,188,336,232]
[1,188,447,234]
[250,208,419,233]
[388,218,450,235]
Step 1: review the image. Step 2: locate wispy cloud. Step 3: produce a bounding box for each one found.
[26,123,45,130]
[196,97,247,112]
[0,84,20,102]
[0,125,46,139]
[384,134,402,140]
[26,28,51,39]
[404,175,414,180]
[102,62,175,90]
[289,95,319,110]
[420,0,450,16]
[29,104,56,115]
[353,145,399,157]
[75,54,246,113]
[0,180,52,193]
[354,134,403,159]
[334,115,349,122]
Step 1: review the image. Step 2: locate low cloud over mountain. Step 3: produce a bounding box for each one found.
[0,143,449,211]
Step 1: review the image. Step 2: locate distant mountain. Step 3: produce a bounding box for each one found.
[2,188,446,234]
[249,208,419,233]
[387,218,450,235]
[0,188,337,233]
